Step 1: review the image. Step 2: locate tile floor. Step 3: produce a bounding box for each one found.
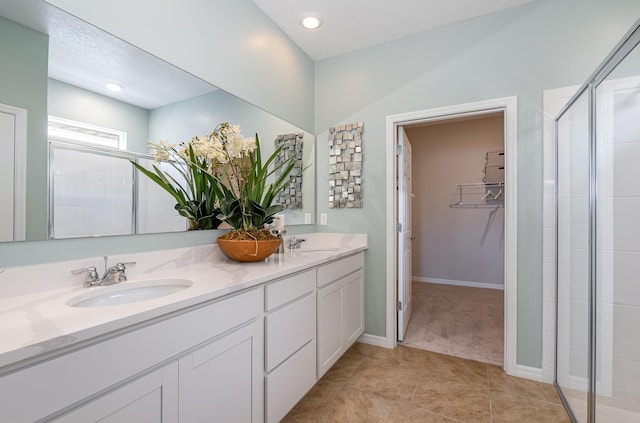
[283,342,570,423]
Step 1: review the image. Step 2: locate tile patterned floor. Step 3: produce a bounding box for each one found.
[283,343,570,423]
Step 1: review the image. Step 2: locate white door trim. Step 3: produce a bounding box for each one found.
[385,96,518,375]
[0,103,27,242]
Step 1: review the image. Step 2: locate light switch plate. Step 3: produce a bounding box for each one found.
[320,213,328,225]
[304,213,312,224]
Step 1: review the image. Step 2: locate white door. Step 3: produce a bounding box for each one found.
[397,127,413,341]
[0,111,16,242]
[0,104,27,242]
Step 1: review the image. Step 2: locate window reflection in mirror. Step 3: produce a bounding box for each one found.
[47,117,187,238]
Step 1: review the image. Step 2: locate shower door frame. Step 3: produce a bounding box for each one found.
[554,17,640,423]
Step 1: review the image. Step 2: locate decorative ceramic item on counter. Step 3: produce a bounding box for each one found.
[217,236,282,262]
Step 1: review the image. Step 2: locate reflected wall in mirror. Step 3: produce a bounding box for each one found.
[0,0,315,243]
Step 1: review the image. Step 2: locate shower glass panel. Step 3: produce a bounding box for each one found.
[50,146,134,239]
[556,89,590,423]
[556,18,640,423]
[594,37,640,422]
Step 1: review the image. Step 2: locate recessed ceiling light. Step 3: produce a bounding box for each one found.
[106,82,123,92]
[301,14,321,30]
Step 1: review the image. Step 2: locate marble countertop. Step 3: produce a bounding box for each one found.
[0,233,367,373]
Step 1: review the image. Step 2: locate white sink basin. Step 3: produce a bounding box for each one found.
[297,247,339,256]
[301,247,339,252]
[68,279,193,308]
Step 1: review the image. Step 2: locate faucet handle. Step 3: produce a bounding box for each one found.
[71,266,99,286]
[115,261,136,269]
[111,261,136,282]
[288,237,308,249]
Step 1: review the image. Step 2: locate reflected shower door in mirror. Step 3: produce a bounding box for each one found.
[0,0,315,242]
[49,141,187,239]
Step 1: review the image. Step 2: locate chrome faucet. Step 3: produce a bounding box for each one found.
[71,266,100,287]
[99,261,136,285]
[72,257,136,287]
[288,236,308,249]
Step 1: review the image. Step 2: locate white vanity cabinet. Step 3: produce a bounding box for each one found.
[0,287,263,423]
[264,269,317,423]
[316,253,365,377]
[0,244,367,423]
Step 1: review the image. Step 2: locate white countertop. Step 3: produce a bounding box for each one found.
[0,233,367,372]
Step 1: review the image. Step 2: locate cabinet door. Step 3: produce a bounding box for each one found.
[317,269,364,378]
[317,278,343,377]
[179,319,264,423]
[52,362,178,423]
[343,270,365,346]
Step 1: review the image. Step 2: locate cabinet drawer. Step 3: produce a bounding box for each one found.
[265,269,315,311]
[266,292,316,371]
[265,340,316,423]
[317,253,364,288]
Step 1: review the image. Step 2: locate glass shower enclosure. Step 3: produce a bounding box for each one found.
[555,18,640,423]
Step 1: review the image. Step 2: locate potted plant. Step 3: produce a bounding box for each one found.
[134,122,296,262]
[207,123,296,261]
[131,139,222,231]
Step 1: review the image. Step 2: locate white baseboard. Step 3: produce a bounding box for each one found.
[515,364,544,382]
[413,276,504,291]
[543,366,555,383]
[358,333,393,349]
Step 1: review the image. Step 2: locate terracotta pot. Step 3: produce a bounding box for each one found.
[217,237,282,262]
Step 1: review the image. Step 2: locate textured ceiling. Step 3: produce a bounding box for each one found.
[252,0,536,61]
[0,0,216,109]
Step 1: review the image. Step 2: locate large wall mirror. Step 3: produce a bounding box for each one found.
[0,0,315,243]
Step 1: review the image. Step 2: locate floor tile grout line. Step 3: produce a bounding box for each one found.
[485,363,496,423]
[286,342,571,422]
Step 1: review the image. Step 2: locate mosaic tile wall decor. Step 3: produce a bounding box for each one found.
[328,122,363,208]
[274,133,304,209]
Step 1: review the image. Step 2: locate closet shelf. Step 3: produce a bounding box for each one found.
[449,182,504,209]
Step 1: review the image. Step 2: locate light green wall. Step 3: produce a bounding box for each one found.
[313,0,640,367]
[45,0,315,132]
[48,79,150,153]
[149,89,308,150]
[0,16,48,241]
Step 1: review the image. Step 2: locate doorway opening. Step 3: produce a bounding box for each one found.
[399,113,505,365]
[385,96,518,374]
